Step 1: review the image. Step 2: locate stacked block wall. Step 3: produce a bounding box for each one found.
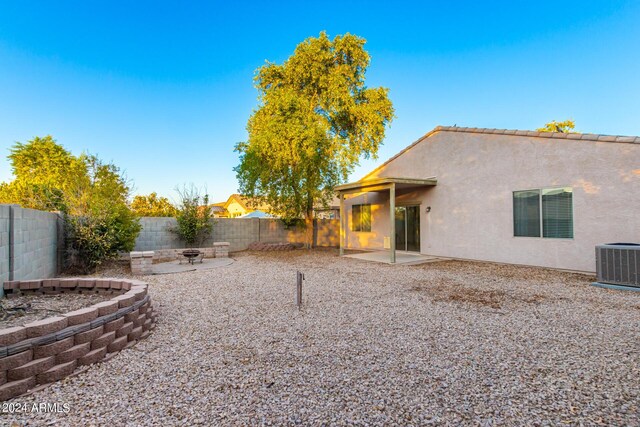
[0,278,156,400]
[0,206,10,287]
[134,217,339,252]
[130,251,154,274]
[142,243,229,263]
[0,205,62,296]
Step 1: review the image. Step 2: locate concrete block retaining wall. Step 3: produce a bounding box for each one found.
[130,251,154,275]
[0,278,157,401]
[0,206,9,291]
[149,242,230,263]
[0,205,63,296]
[134,217,339,252]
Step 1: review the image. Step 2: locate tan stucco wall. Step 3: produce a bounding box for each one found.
[344,131,640,272]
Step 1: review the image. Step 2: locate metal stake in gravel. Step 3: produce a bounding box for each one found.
[296,271,304,309]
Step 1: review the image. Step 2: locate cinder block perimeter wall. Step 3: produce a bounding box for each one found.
[134,217,340,252]
[0,206,10,289]
[0,205,62,295]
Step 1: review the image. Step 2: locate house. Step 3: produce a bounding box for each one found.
[209,203,227,217]
[336,126,640,272]
[314,196,341,219]
[211,194,271,218]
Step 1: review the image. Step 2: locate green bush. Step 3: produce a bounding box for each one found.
[0,136,141,273]
[172,185,213,247]
[65,207,141,273]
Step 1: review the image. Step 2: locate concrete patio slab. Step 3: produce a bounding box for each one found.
[343,250,444,265]
[151,258,234,275]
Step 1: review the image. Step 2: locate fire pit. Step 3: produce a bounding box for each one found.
[179,249,204,265]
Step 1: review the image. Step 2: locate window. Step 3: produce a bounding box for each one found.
[351,204,371,232]
[542,188,573,238]
[513,190,541,237]
[513,187,573,239]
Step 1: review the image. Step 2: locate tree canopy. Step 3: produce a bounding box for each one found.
[131,192,178,217]
[234,32,394,237]
[0,136,140,272]
[537,119,576,133]
[0,136,86,211]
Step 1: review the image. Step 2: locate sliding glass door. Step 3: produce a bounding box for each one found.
[395,205,420,252]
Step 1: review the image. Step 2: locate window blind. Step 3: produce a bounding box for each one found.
[542,188,573,238]
[513,190,541,237]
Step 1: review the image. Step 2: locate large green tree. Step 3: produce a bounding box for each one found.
[0,136,87,211]
[235,32,394,245]
[131,192,178,217]
[0,136,140,272]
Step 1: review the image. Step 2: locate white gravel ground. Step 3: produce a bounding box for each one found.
[3,249,640,426]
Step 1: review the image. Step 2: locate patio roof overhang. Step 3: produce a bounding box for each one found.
[335,177,437,195]
[336,177,437,264]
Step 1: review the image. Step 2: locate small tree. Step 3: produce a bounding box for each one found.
[172,185,213,247]
[537,119,576,133]
[235,32,394,247]
[131,192,178,217]
[65,203,140,273]
[0,136,141,273]
[63,155,141,273]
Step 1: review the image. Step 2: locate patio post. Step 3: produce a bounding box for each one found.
[339,193,345,256]
[389,183,396,263]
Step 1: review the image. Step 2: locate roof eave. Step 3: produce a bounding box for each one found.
[335,177,437,193]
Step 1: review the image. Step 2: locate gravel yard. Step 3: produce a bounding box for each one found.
[4,250,640,426]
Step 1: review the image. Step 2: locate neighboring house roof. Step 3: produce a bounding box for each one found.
[239,210,273,218]
[364,125,640,180]
[223,194,249,211]
[210,206,226,213]
[314,195,341,210]
[212,194,271,213]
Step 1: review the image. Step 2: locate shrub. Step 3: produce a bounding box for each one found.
[172,185,213,247]
[65,207,141,273]
[0,136,141,273]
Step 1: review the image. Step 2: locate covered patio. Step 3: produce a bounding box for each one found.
[335,176,437,263]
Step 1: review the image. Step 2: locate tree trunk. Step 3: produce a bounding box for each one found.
[305,200,314,249]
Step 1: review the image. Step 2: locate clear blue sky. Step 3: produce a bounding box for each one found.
[1,1,639,203]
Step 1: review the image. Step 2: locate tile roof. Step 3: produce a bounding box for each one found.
[364,125,640,180]
[432,126,640,143]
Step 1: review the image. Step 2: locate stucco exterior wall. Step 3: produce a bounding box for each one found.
[344,131,640,272]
